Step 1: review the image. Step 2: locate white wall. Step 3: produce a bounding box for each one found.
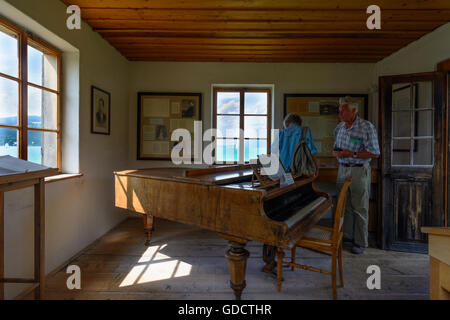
[372,22,450,164]
[2,0,130,299]
[375,22,450,77]
[128,62,376,169]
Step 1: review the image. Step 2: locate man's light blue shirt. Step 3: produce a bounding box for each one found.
[278,124,317,171]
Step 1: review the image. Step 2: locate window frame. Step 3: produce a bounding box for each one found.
[0,17,61,170]
[213,87,272,164]
[390,81,435,168]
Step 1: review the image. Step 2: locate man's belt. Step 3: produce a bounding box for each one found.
[340,163,364,167]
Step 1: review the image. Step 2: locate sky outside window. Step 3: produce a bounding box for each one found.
[0,37,44,120]
[28,44,43,87]
[0,28,18,78]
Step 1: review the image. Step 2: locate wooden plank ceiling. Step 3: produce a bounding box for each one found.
[60,0,450,62]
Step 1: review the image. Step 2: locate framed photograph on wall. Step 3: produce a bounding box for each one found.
[91,86,111,135]
[137,92,202,160]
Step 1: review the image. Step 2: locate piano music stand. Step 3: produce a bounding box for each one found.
[250,159,276,188]
[250,157,302,188]
[0,157,58,300]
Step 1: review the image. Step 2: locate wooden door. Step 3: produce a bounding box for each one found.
[439,59,450,229]
[380,72,445,253]
[447,71,450,229]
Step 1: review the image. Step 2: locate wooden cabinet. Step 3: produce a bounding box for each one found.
[421,227,450,300]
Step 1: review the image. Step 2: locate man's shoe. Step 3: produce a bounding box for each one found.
[262,264,284,281]
[351,245,365,254]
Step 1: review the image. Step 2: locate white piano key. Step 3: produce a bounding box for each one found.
[285,197,327,228]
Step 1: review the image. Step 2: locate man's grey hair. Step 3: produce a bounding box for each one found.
[339,96,359,112]
[283,113,302,129]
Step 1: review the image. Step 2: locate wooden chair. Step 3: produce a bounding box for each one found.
[276,176,352,299]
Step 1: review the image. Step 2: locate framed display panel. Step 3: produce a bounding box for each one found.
[284,93,368,168]
[137,92,202,160]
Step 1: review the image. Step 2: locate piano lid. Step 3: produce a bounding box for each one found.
[183,165,253,185]
[114,165,253,186]
[114,165,316,194]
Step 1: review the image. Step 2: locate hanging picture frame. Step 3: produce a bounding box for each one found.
[91,86,111,135]
[137,92,202,160]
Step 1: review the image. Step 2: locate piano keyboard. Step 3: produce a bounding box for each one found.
[284,196,327,228]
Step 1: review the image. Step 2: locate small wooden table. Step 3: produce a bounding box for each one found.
[421,227,450,300]
[0,157,58,300]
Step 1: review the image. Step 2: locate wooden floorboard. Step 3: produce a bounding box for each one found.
[26,218,429,300]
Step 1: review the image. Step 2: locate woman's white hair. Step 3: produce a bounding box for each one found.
[339,96,359,111]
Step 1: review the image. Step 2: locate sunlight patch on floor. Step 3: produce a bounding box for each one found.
[119,244,192,287]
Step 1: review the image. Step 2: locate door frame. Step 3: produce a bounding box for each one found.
[379,71,446,252]
[437,58,450,228]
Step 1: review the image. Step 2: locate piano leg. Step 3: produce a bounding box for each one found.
[225,241,249,300]
[142,214,154,246]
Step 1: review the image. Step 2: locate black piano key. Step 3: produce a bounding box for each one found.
[263,183,320,222]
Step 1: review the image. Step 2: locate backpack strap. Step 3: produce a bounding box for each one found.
[301,126,309,143]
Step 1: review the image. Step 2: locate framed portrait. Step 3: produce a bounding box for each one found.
[91,86,111,135]
[284,93,368,167]
[137,92,202,160]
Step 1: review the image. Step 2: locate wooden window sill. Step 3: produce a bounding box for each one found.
[45,173,83,184]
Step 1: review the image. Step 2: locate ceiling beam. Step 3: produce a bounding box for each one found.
[126,53,386,59]
[61,0,450,10]
[127,56,383,62]
[87,19,444,32]
[120,49,395,55]
[104,36,418,45]
[101,32,425,39]
[113,44,400,50]
[95,30,429,38]
[79,8,450,22]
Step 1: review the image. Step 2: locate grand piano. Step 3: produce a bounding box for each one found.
[114,165,332,299]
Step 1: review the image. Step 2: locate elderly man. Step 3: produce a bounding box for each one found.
[332,96,380,254]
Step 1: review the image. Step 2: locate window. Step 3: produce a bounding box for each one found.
[213,87,271,164]
[0,18,61,169]
[391,81,434,167]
